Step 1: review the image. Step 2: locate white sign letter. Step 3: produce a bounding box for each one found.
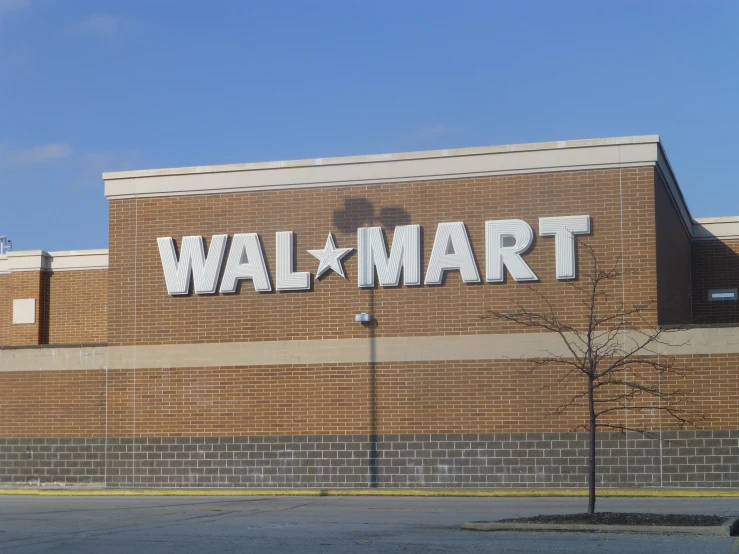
[424,222,480,285]
[358,225,421,287]
[485,220,537,283]
[539,215,591,280]
[219,233,272,293]
[276,231,310,291]
[157,235,228,295]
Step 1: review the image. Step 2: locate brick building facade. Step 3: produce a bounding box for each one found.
[1,135,739,488]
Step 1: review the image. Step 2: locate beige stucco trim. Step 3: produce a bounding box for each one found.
[0,250,108,275]
[47,250,109,272]
[103,327,739,368]
[104,136,659,181]
[1,250,49,274]
[692,218,739,241]
[103,136,665,199]
[104,333,567,369]
[102,134,703,240]
[105,160,656,200]
[0,346,108,372]
[2,327,739,372]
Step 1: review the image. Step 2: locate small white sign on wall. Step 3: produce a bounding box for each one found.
[13,298,36,325]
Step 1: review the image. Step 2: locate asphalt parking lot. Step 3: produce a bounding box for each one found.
[0,494,737,553]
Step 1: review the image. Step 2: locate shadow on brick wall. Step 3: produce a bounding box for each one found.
[333,197,411,488]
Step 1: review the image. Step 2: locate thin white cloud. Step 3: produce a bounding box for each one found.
[3,143,73,165]
[68,13,140,38]
[0,0,30,21]
[413,124,460,140]
[76,150,143,187]
[79,14,119,37]
[0,0,32,71]
[0,42,29,67]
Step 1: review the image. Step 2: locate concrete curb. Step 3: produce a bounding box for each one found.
[462,517,739,537]
[2,487,739,497]
[723,517,739,536]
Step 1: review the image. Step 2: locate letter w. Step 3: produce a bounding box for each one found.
[157,235,228,295]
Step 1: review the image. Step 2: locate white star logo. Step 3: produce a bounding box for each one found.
[308,233,354,279]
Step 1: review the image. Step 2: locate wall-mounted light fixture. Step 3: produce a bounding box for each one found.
[355,313,372,323]
[709,289,738,302]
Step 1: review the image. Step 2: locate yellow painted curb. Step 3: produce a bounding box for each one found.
[0,488,738,497]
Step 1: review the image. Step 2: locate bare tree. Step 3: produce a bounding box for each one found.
[482,243,704,514]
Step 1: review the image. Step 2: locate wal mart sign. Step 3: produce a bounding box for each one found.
[158,215,590,295]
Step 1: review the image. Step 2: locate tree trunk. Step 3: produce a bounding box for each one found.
[588,377,596,514]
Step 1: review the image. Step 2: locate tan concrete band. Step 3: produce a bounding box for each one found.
[1,327,738,372]
[104,333,561,370]
[0,346,108,372]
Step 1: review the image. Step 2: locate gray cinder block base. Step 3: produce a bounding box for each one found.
[0,431,738,488]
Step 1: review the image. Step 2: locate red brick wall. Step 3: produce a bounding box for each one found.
[98,361,666,437]
[108,168,660,346]
[0,353,729,438]
[47,270,108,344]
[0,274,9,346]
[0,269,108,347]
[692,238,739,324]
[8,271,47,346]
[0,369,105,438]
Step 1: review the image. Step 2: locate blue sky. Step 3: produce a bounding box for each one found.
[1,0,737,251]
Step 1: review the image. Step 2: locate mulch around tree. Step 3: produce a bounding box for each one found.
[498,513,727,527]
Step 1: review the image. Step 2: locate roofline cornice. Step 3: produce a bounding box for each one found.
[101,134,705,239]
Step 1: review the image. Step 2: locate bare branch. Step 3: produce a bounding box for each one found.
[480,238,705,513]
